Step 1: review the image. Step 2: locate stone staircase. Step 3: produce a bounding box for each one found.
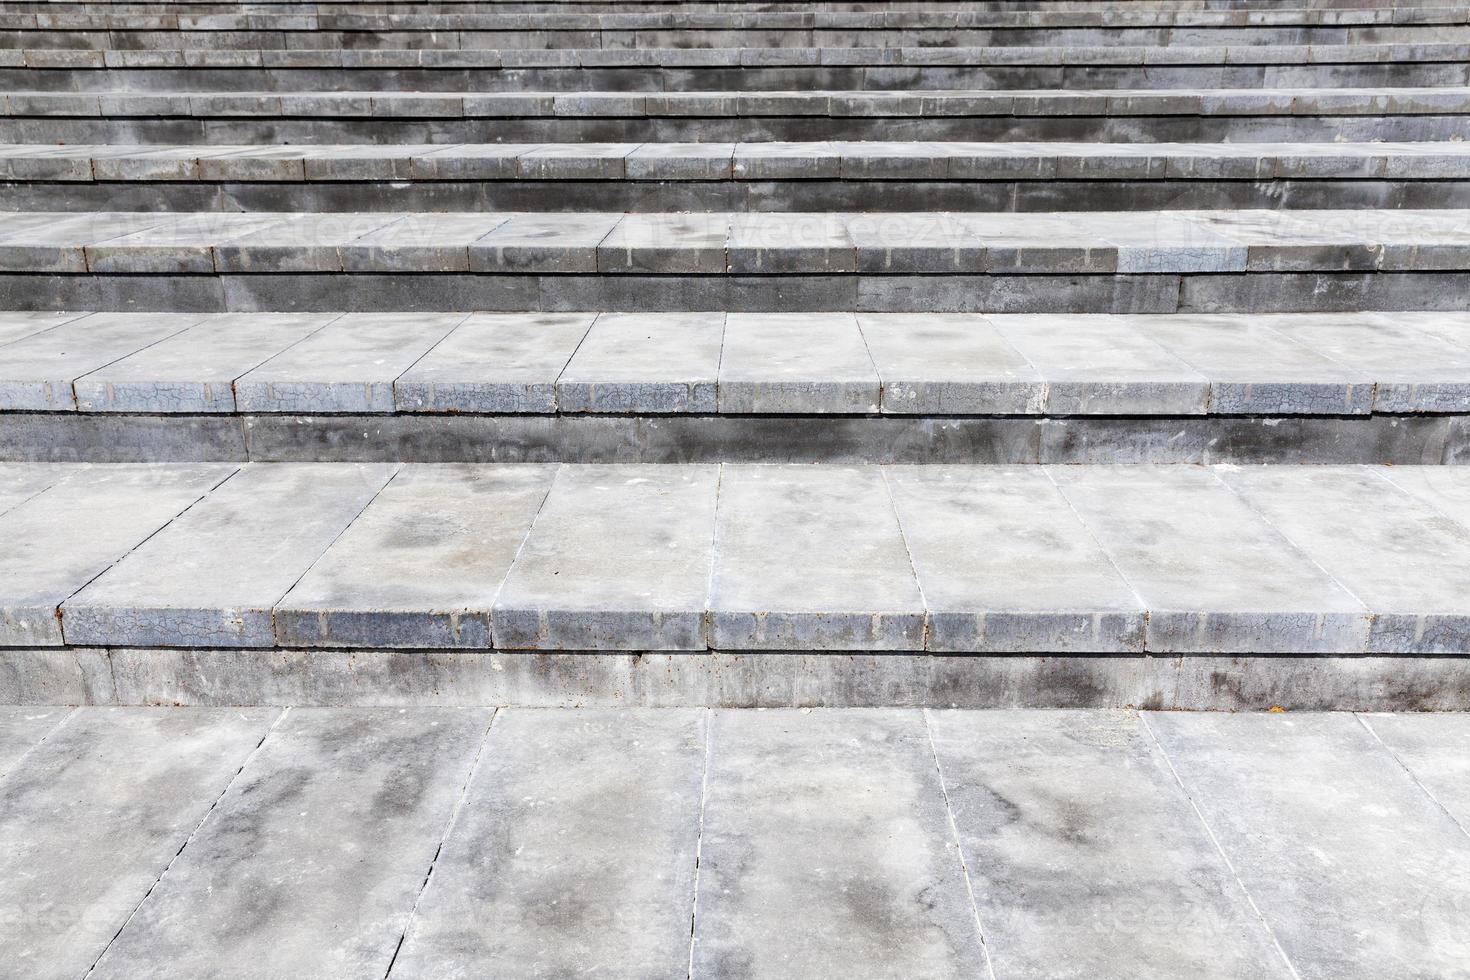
[3,0,1470,709]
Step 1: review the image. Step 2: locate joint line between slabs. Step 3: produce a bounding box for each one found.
[687,706,713,980]
[0,704,79,785]
[1137,711,1304,980]
[1355,712,1470,843]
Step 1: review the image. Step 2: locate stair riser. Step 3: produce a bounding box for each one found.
[6,114,1466,142]
[6,62,1464,91]
[1,413,1461,465]
[7,647,1469,711]
[6,177,1467,213]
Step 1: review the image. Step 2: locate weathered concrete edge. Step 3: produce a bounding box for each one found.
[3,647,1466,711]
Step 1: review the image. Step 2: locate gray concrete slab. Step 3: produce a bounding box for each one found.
[1223,466,1470,653]
[990,314,1211,415]
[693,709,984,980]
[708,464,925,650]
[0,310,87,348]
[597,213,730,274]
[390,708,706,980]
[0,464,234,646]
[928,709,1291,980]
[0,704,67,774]
[718,312,880,414]
[1359,713,1470,830]
[1146,712,1470,980]
[62,463,397,648]
[858,313,1045,414]
[0,706,279,980]
[0,312,207,411]
[887,466,1144,652]
[469,213,622,273]
[1129,313,1375,414]
[235,312,468,413]
[727,211,855,273]
[394,312,594,414]
[557,312,724,414]
[1052,466,1371,652]
[492,464,719,651]
[0,462,67,518]
[73,312,335,414]
[338,212,510,273]
[275,465,554,649]
[88,707,493,980]
[86,212,292,275]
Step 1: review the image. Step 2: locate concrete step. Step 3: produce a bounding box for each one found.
[3,140,1468,213]
[0,208,1467,314]
[7,87,1465,142]
[9,42,1466,92]
[4,310,1470,465]
[3,462,1470,659]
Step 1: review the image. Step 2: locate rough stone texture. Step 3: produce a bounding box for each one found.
[391,708,706,980]
[717,312,880,413]
[87,706,493,980]
[557,311,724,414]
[928,710,1291,980]
[0,706,279,980]
[858,312,1045,414]
[693,709,985,980]
[62,463,397,648]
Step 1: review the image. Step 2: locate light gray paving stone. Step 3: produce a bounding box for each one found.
[928,710,1291,980]
[1380,465,1470,533]
[1129,313,1375,414]
[468,213,623,273]
[708,464,925,650]
[516,142,636,180]
[990,314,1211,415]
[491,464,719,651]
[85,212,294,274]
[0,706,279,980]
[1052,466,1370,652]
[0,312,207,411]
[727,211,855,273]
[1359,713,1470,829]
[235,312,468,413]
[338,212,510,273]
[625,141,734,180]
[390,708,705,980]
[1146,712,1470,980]
[718,312,879,414]
[0,212,171,273]
[0,705,68,775]
[1267,313,1470,412]
[0,464,234,646]
[212,212,404,273]
[857,313,1045,414]
[693,709,983,980]
[557,312,723,414]
[410,143,532,180]
[394,312,594,414]
[0,310,87,348]
[0,462,67,517]
[1222,466,1470,653]
[61,463,397,649]
[845,213,986,274]
[597,213,730,274]
[887,466,1145,652]
[72,312,335,414]
[88,707,493,980]
[275,465,554,649]
[949,213,1116,274]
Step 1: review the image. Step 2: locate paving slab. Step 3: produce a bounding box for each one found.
[1128,313,1375,414]
[393,312,594,414]
[390,708,705,980]
[338,212,510,273]
[708,464,925,650]
[1052,466,1370,652]
[0,704,67,775]
[491,464,719,650]
[1266,313,1470,412]
[858,313,1044,414]
[62,463,397,648]
[235,312,468,413]
[717,312,879,413]
[0,461,67,517]
[468,213,622,273]
[1223,466,1470,652]
[1146,712,1470,980]
[88,707,493,980]
[211,212,405,273]
[275,465,554,649]
[85,212,292,274]
[0,312,207,411]
[72,312,335,414]
[928,709,1290,980]
[887,466,1144,652]
[0,706,280,980]
[597,213,730,274]
[990,314,1211,415]
[727,211,855,273]
[693,709,984,980]
[1359,713,1470,829]
[0,464,234,646]
[557,312,724,414]
[0,212,174,274]
[0,310,87,348]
